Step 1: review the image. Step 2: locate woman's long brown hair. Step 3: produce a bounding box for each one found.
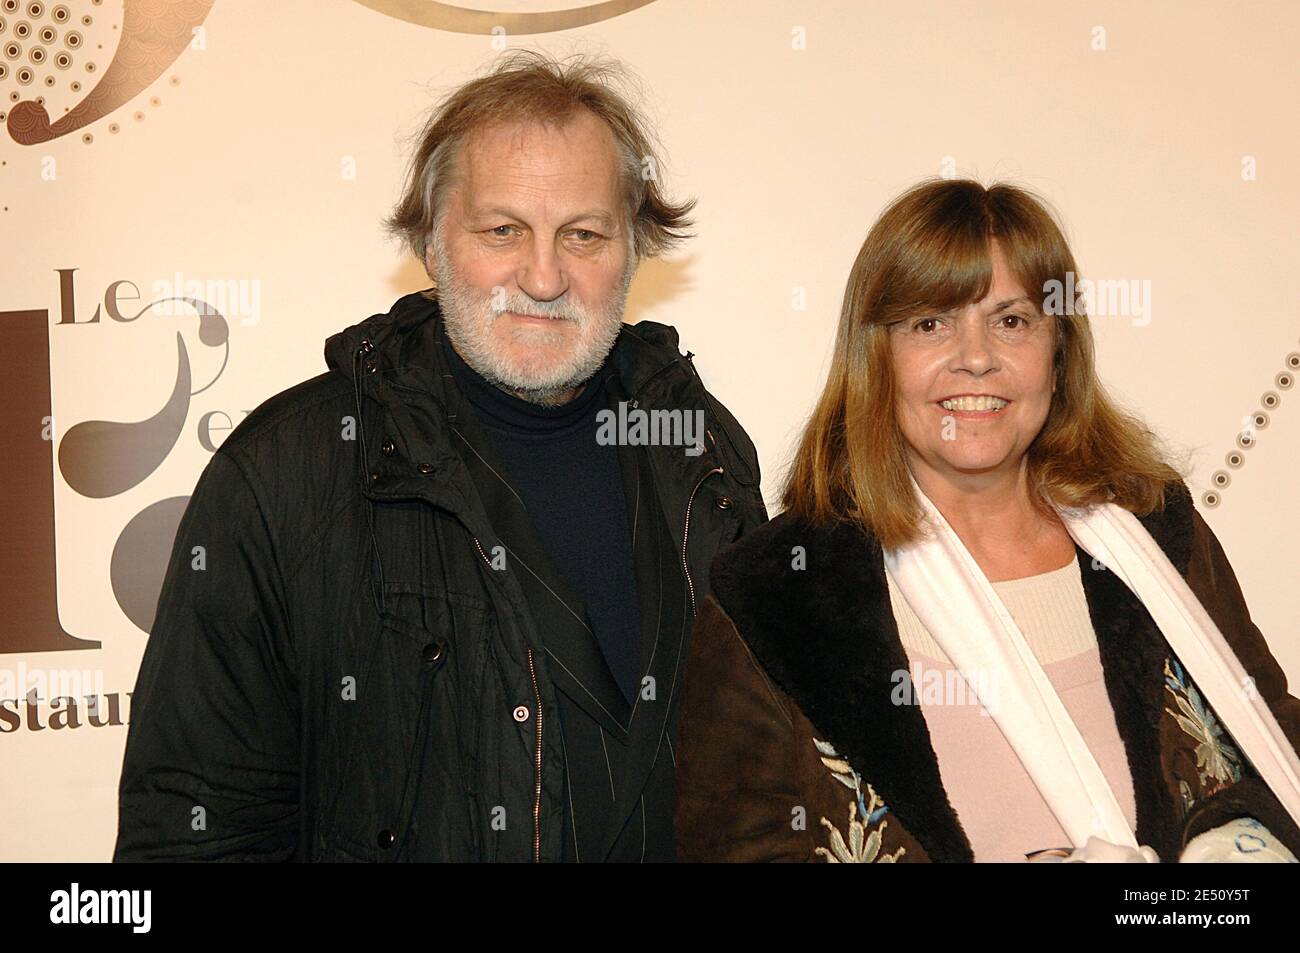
[782,178,1186,549]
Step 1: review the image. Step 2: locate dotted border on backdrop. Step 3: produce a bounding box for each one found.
[1202,341,1299,508]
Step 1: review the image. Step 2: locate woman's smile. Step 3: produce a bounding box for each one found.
[935,395,1013,420]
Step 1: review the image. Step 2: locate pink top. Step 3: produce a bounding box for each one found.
[901,647,1139,861]
[889,555,1139,861]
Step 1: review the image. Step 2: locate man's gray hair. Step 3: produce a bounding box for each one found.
[385,49,695,282]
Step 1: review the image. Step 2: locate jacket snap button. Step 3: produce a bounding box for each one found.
[715,495,733,511]
[381,438,396,457]
[416,462,434,475]
[512,705,530,723]
[422,642,444,664]
[365,360,378,374]
[377,829,395,848]
[369,470,380,482]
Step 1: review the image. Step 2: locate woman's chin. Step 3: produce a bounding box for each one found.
[936,453,1018,476]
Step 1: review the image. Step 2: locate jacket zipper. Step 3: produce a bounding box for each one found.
[480,470,720,858]
[681,466,724,616]
[474,536,543,863]
[526,646,543,863]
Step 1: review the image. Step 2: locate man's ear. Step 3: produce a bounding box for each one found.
[423,243,437,280]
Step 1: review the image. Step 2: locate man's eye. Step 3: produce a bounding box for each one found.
[571,229,598,242]
[489,225,515,237]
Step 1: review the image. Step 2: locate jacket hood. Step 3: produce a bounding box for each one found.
[324,289,440,382]
[321,290,759,488]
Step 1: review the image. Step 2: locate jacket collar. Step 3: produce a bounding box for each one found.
[323,291,750,510]
[708,481,1195,862]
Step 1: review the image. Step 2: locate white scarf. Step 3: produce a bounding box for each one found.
[882,471,1300,852]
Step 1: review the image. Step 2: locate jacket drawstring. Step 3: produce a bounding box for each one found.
[353,342,388,615]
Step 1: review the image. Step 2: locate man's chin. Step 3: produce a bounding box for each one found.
[495,364,584,393]
[478,323,621,398]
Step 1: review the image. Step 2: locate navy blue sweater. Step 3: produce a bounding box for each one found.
[442,335,642,705]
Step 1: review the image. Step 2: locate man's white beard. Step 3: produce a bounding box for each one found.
[433,233,635,406]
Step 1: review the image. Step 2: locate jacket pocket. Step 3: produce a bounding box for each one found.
[319,582,488,861]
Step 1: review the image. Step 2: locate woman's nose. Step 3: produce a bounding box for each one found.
[953,322,997,374]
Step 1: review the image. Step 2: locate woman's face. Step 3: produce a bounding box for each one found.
[888,239,1056,490]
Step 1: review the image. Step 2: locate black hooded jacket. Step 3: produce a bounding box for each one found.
[113,290,767,861]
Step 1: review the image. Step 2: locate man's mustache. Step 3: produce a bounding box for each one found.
[489,301,585,324]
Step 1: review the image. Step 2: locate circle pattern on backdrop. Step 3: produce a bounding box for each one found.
[1202,343,1297,508]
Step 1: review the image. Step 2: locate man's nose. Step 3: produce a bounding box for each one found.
[516,237,567,303]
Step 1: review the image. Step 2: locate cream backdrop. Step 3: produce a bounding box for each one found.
[2,0,1297,861]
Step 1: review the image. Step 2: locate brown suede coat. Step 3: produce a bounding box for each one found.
[674,481,1300,862]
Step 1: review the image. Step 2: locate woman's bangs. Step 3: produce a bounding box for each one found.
[879,220,994,323]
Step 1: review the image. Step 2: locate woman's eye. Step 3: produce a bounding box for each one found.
[1001,314,1028,329]
[914,318,939,333]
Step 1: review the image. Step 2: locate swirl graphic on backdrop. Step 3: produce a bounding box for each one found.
[53,294,226,633]
[1,293,227,648]
[110,494,189,632]
[57,296,227,499]
[58,331,189,498]
[5,0,212,145]
[352,0,657,35]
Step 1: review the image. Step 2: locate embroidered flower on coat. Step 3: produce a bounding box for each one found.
[1163,657,1242,793]
[812,738,906,863]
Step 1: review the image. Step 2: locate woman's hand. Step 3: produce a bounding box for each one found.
[1060,837,1161,863]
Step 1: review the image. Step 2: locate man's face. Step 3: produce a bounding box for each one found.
[426,110,636,404]
[889,239,1057,490]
